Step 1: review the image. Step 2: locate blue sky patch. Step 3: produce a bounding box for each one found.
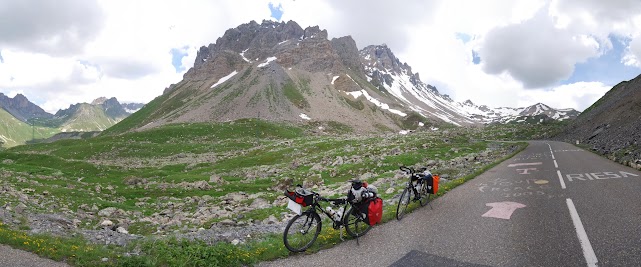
[269,2,283,21]
[472,50,481,64]
[170,47,189,73]
[562,35,641,86]
[456,32,471,44]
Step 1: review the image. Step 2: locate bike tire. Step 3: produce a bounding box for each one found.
[396,187,411,220]
[283,212,322,252]
[419,181,431,207]
[344,205,372,238]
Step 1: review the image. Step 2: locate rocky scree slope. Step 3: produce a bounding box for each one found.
[555,73,641,170]
[113,20,578,135]
[120,20,416,134]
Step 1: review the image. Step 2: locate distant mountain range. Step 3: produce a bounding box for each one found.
[105,20,578,135]
[0,93,144,147]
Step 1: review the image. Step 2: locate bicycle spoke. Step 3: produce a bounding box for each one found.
[396,188,411,220]
[283,212,321,252]
[419,182,430,207]
[344,206,372,237]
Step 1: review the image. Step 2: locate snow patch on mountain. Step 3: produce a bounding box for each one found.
[240,49,250,62]
[331,76,340,85]
[347,89,407,117]
[211,71,238,88]
[258,57,277,68]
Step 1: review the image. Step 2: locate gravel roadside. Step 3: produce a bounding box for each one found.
[0,245,70,267]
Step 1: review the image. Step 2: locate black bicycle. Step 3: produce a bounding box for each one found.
[283,183,373,252]
[396,166,433,220]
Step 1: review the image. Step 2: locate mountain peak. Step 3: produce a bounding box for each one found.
[91,97,108,105]
[0,93,52,122]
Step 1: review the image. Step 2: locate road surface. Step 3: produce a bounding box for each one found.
[259,141,641,267]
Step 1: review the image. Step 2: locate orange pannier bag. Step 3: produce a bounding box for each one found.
[432,175,439,194]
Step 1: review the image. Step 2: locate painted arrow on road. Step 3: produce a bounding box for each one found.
[482,201,526,220]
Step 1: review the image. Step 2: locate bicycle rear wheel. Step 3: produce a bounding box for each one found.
[396,187,411,220]
[344,206,372,237]
[283,212,321,252]
[419,181,431,207]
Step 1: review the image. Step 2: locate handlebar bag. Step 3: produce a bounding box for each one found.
[285,189,314,207]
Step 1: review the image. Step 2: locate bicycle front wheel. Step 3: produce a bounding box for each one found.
[419,181,431,207]
[396,187,411,220]
[283,212,322,252]
[344,206,372,238]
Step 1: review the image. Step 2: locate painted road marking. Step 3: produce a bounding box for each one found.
[557,170,566,189]
[508,162,542,167]
[554,160,558,168]
[566,171,639,182]
[566,198,598,267]
[516,168,538,174]
[547,143,555,160]
[482,202,526,220]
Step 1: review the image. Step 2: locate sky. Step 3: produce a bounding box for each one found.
[1,0,641,113]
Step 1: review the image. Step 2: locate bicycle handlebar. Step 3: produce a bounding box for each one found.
[317,196,347,205]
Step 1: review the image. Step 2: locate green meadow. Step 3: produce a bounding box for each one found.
[0,119,563,266]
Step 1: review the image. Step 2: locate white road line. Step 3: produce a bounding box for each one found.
[508,162,542,167]
[547,143,556,160]
[557,170,566,189]
[554,160,558,168]
[566,198,598,267]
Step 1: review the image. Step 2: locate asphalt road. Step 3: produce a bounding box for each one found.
[259,141,641,267]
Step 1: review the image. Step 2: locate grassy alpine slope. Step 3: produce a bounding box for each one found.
[0,109,59,147]
[0,119,562,266]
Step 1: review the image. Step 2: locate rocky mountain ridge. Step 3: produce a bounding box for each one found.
[0,93,52,122]
[113,20,576,135]
[555,74,641,170]
[0,94,144,147]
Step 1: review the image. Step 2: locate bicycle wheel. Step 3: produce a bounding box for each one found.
[283,212,322,252]
[396,187,411,220]
[419,181,431,207]
[344,206,372,237]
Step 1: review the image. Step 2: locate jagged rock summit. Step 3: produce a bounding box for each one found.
[114,20,579,134]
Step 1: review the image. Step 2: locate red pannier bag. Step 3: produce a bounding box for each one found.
[367,197,383,226]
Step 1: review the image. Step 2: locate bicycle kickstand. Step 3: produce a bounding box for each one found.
[428,195,433,210]
[340,226,345,241]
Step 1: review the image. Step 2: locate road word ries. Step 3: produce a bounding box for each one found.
[565,171,638,182]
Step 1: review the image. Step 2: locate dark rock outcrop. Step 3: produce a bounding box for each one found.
[0,93,53,122]
[555,74,641,169]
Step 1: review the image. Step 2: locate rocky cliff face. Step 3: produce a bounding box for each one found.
[120,20,418,134]
[111,20,581,135]
[0,93,53,122]
[555,74,641,169]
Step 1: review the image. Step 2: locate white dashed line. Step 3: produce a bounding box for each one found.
[566,198,598,267]
[557,170,566,189]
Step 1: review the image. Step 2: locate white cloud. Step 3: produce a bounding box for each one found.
[518,82,610,111]
[479,9,602,88]
[0,0,104,56]
[1,0,641,115]
[623,36,641,67]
